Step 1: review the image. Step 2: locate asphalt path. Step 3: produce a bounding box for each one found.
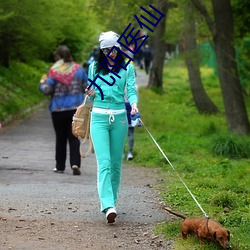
[0,69,172,249]
[0,106,165,222]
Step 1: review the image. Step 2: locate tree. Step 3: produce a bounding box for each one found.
[0,0,99,66]
[184,1,218,114]
[0,0,59,66]
[232,0,250,96]
[91,0,138,35]
[191,0,250,134]
[148,0,177,89]
[93,0,178,90]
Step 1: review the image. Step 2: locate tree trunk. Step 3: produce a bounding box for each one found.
[148,0,169,89]
[184,4,218,114]
[212,0,250,134]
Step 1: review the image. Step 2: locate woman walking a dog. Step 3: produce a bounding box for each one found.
[86,31,138,223]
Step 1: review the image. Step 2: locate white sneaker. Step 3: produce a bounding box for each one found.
[53,168,64,173]
[105,207,117,223]
[127,152,133,160]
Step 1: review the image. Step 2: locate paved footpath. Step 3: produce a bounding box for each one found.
[0,70,173,249]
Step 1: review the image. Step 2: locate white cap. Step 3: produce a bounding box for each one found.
[99,31,121,49]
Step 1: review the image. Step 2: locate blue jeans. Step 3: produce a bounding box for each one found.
[90,111,128,212]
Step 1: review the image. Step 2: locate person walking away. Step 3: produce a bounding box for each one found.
[87,46,99,71]
[125,101,135,160]
[39,45,88,175]
[86,31,138,223]
[134,47,144,69]
[143,45,152,74]
[124,80,138,161]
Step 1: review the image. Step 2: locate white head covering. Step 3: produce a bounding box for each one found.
[99,31,121,49]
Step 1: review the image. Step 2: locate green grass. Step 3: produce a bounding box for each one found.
[129,58,250,250]
[0,60,50,123]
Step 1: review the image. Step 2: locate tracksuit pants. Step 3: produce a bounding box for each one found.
[90,111,128,212]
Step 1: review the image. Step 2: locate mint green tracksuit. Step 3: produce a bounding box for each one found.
[88,62,138,212]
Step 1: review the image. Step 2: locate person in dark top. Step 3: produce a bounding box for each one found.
[143,45,152,74]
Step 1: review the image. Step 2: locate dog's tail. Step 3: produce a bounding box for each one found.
[162,206,187,220]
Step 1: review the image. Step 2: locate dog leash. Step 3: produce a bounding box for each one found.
[139,118,209,218]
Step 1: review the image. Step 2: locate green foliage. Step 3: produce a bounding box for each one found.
[0,0,100,66]
[236,37,250,95]
[165,2,184,44]
[233,0,250,100]
[0,60,49,122]
[232,0,250,39]
[91,0,165,47]
[92,0,152,35]
[129,58,250,249]
[165,0,212,44]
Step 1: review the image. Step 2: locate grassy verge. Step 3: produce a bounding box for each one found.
[129,58,250,250]
[0,60,50,125]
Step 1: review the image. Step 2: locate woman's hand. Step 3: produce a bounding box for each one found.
[131,103,138,116]
[40,74,47,83]
[85,87,95,97]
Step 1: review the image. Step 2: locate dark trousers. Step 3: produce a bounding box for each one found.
[127,127,134,152]
[51,110,80,171]
[144,59,151,74]
[125,102,134,153]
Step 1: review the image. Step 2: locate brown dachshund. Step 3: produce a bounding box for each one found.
[162,207,231,249]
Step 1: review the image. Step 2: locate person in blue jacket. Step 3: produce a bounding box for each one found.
[39,45,87,175]
[86,31,138,223]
